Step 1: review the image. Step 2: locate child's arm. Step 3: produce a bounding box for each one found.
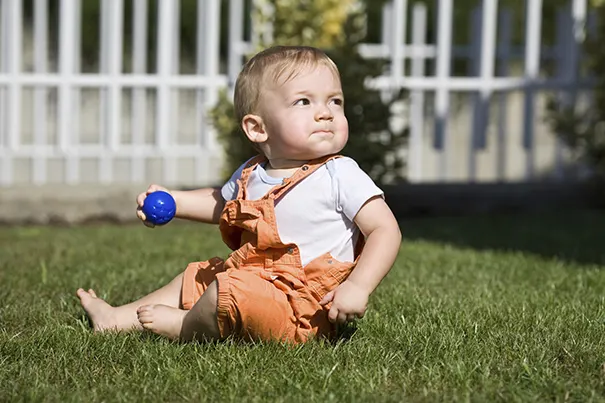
[320,195,401,324]
[137,184,225,225]
[171,187,225,223]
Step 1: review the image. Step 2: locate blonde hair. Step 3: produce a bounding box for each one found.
[234,46,341,125]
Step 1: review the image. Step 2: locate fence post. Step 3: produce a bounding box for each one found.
[72,0,82,183]
[554,0,586,180]
[7,0,21,153]
[156,0,175,184]
[201,0,220,150]
[196,0,208,183]
[58,0,78,184]
[390,0,407,87]
[496,9,512,181]
[103,0,124,184]
[196,0,221,183]
[33,0,49,185]
[554,8,573,180]
[469,0,497,182]
[434,0,453,181]
[408,3,427,183]
[170,0,180,183]
[131,0,148,183]
[381,0,392,51]
[3,0,23,186]
[228,0,245,89]
[0,1,6,186]
[99,0,109,183]
[522,0,542,180]
[469,6,481,181]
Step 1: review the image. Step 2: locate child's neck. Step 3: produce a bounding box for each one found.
[265,158,309,178]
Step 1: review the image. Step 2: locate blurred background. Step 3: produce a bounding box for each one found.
[0,0,603,222]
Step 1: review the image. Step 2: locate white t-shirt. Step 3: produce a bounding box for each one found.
[221,157,383,266]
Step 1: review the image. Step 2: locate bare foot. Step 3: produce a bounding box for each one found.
[76,288,139,332]
[137,304,188,340]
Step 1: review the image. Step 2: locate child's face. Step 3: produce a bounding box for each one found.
[258,64,348,162]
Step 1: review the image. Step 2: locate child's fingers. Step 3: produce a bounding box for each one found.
[137,184,166,207]
[346,314,356,322]
[136,207,155,228]
[146,184,167,195]
[136,192,147,207]
[337,312,347,325]
[328,306,339,323]
[137,209,155,228]
[136,208,146,221]
[319,290,334,306]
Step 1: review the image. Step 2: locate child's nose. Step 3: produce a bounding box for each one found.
[315,105,334,121]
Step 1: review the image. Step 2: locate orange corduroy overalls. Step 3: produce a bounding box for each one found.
[181,155,362,343]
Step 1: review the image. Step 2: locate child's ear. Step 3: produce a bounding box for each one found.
[241,114,268,144]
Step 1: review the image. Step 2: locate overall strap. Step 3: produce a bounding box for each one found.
[267,154,342,201]
[235,155,267,200]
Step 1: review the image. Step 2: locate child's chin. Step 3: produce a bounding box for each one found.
[306,151,340,160]
[293,144,346,161]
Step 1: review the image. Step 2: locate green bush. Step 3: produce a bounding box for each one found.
[327,17,407,184]
[210,1,407,184]
[546,6,605,178]
[209,89,257,178]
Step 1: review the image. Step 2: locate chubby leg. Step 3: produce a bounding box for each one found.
[77,273,183,332]
[136,280,221,341]
[138,281,220,341]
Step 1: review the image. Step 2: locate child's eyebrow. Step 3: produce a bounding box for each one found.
[289,89,344,98]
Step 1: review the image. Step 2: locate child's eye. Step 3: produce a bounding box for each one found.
[331,98,343,106]
[293,98,310,106]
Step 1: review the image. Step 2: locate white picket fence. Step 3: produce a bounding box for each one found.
[0,0,593,186]
[0,0,226,187]
[362,0,592,182]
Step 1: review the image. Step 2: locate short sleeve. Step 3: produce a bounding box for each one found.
[220,159,251,201]
[331,157,384,221]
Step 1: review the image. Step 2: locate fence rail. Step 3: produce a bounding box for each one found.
[0,0,593,186]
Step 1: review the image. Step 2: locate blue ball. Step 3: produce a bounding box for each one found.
[142,191,176,225]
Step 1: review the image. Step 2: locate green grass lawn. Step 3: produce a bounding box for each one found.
[2,211,605,402]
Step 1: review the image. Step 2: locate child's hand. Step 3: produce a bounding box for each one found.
[136,184,171,227]
[319,280,369,325]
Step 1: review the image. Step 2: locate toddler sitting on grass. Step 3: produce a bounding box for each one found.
[77,45,401,343]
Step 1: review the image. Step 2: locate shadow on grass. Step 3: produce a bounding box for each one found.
[331,323,359,343]
[74,312,359,346]
[399,209,605,266]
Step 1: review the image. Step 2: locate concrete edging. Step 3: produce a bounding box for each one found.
[1,181,603,225]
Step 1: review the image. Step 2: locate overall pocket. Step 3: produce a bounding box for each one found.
[303,253,355,302]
